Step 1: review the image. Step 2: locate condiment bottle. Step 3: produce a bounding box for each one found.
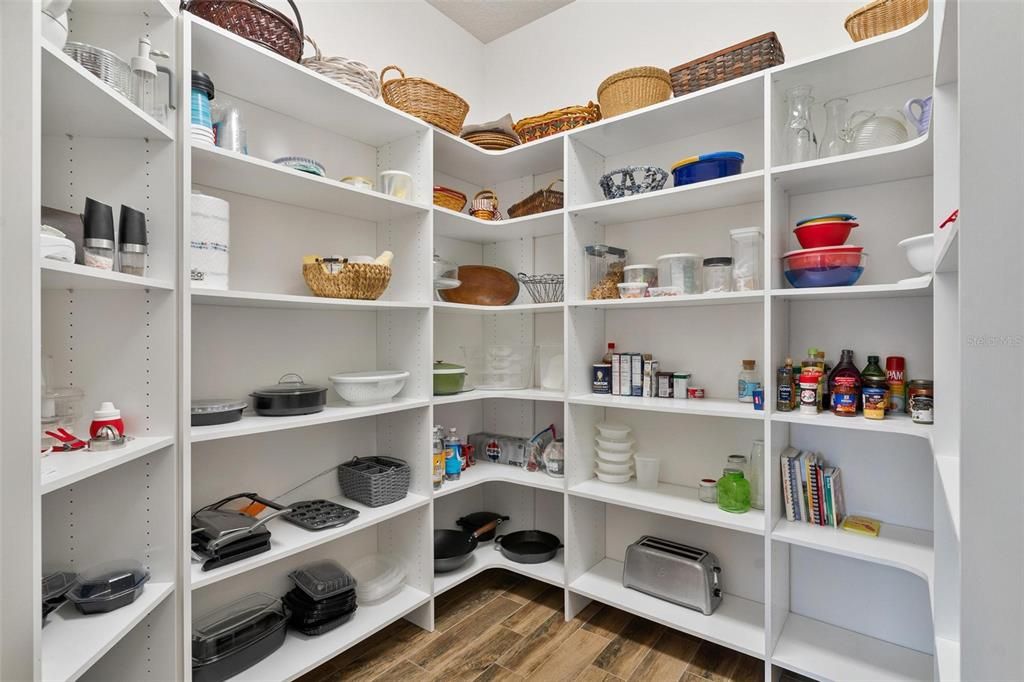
[602,342,616,364]
[431,425,444,490]
[777,358,796,411]
[802,348,827,410]
[816,349,832,409]
[861,355,888,420]
[443,427,462,480]
[828,349,862,416]
[886,356,907,413]
[737,359,760,403]
[908,380,934,423]
[799,368,822,415]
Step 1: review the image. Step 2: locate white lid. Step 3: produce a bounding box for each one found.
[729,226,764,237]
[93,401,120,419]
[656,253,701,260]
[623,264,656,270]
[329,370,410,383]
[379,170,412,178]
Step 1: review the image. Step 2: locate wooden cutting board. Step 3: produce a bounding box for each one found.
[438,265,520,306]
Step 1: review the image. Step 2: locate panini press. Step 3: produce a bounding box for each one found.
[191,493,291,571]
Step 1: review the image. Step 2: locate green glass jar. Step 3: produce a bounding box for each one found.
[717,467,751,514]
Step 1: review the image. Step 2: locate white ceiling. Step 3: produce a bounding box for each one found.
[426,0,575,43]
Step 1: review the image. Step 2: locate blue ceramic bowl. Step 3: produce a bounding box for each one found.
[784,266,864,288]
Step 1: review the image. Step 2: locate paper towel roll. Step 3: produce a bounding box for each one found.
[190,192,229,289]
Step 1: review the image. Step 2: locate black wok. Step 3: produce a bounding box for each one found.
[493,530,562,564]
[456,512,509,542]
[434,519,499,573]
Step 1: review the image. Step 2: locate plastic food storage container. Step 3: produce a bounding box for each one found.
[617,282,648,298]
[585,244,628,300]
[623,264,658,287]
[671,151,744,186]
[782,246,867,288]
[349,554,406,603]
[702,257,733,293]
[648,286,682,297]
[190,399,247,427]
[462,345,534,390]
[192,593,288,682]
[656,253,702,294]
[288,560,356,600]
[328,370,410,406]
[729,226,764,291]
[65,560,149,614]
[537,345,565,391]
[433,361,467,395]
[42,570,77,617]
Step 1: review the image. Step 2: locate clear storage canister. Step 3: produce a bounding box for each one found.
[656,253,702,294]
[623,264,658,288]
[702,257,733,293]
[584,244,628,300]
[729,226,763,291]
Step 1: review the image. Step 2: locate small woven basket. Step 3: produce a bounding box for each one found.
[380,65,469,134]
[597,67,672,118]
[845,0,928,41]
[302,259,391,300]
[669,32,785,97]
[182,0,304,62]
[337,456,410,507]
[507,180,564,219]
[301,36,379,98]
[599,166,669,200]
[433,186,467,212]
[514,102,602,143]
[470,190,501,221]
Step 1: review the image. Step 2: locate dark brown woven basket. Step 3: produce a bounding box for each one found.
[183,0,304,62]
[507,180,564,219]
[669,32,784,97]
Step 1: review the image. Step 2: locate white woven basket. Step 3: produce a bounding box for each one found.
[301,36,380,98]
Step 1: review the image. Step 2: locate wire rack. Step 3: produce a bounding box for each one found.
[518,273,564,303]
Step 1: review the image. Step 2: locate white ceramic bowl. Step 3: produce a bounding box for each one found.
[595,436,635,453]
[596,458,633,475]
[329,370,409,406]
[595,447,633,462]
[898,233,933,274]
[41,11,68,48]
[595,422,631,440]
[596,470,632,484]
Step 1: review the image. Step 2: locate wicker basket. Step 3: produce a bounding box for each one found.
[434,186,467,212]
[470,190,500,221]
[337,456,410,507]
[380,65,469,135]
[514,102,602,143]
[845,0,928,41]
[507,180,564,219]
[669,32,785,97]
[182,0,304,62]
[302,259,391,300]
[301,36,379,98]
[597,67,672,118]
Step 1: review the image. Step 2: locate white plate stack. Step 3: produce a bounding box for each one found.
[594,422,634,483]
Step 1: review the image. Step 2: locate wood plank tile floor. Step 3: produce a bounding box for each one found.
[297,570,763,682]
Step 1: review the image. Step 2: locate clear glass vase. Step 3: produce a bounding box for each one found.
[820,97,849,158]
[783,85,817,164]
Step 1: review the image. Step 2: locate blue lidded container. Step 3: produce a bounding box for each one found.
[671,151,744,186]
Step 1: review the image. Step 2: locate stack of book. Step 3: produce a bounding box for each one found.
[780,446,847,526]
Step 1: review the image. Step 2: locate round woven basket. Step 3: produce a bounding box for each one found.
[470,190,500,221]
[301,36,379,98]
[379,65,469,135]
[183,0,304,62]
[303,261,391,300]
[597,66,672,118]
[844,0,928,41]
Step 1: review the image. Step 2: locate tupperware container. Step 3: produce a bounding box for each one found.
[793,221,858,249]
[595,447,634,463]
[617,282,648,298]
[702,257,733,293]
[656,253,702,294]
[65,560,149,614]
[349,553,406,604]
[783,247,868,288]
[192,593,287,682]
[623,264,658,287]
[328,370,409,406]
[42,570,77,617]
[288,560,356,601]
[671,151,744,186]
[461,345,533,390]
[433,361,467,395]
[729,226,764,291]
[191,399,247,427]
[584,244,628,299]
[595,422,631,439]
[648,286,682,297]
[595,436,636,453]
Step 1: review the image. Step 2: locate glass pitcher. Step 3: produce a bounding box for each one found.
[819,97,849,158]
[783,85,817,164]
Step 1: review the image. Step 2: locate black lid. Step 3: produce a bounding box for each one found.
[82,197,114,241]
[703,257,733,266]
[192,70,215,100]
[119,205,147,246]
[867,355,880,362]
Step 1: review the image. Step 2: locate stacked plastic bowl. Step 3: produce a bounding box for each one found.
[594,422,634,484]
[783,213,866,288]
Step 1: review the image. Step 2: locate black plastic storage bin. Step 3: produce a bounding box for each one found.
[192,593,288,682]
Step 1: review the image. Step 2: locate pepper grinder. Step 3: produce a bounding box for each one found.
[118,205,148,276]
[82,197,115,270]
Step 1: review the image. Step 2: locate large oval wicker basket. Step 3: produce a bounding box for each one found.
[379,65,469,134]
[844,0,928,41]
[303,260,391,300]
[513,102,602,143]
[182,0,304,62]
[597,66,672,118]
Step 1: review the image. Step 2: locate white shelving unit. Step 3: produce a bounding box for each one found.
[4,1,993,679]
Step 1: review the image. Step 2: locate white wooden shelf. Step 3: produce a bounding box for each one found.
[935,0,959,87]
[191,494,430,590]
[433,128,564,185]
[771,410,932,440]
[191,146,429,221]
[770,134,932,196]
[434,547,564,597]
[936,221,959,273]
[40,435,174,495]
[41,581,174,682]
[433,301,564,314]
[569,393,764,420]
[191,288,429,312]
[189,16,426,147]
[570,290,763,310]
[190,399,430,443]
[772,613,933,682]
[72,0,176,19]
[434,461,564,498]
[433,206,563,242]
[41,43,173,142]
[570,478,764,536]
[935,453,960,541]
[569,171,764,225]
[40,260,174,292]
[935,635,961,682]
[771,277,933,301]
[772,519,933,582]
[223,585,431,682]
[432,388,564,405]
[570,559,764,658]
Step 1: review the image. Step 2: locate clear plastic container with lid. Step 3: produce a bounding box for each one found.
[349,553,406,603]
[65,559,149,613]
[702,257,733,293]
[656,253,702,294]
[288,560,356,600]
[729,226,764,291]
[585,244,628,299]
[192,593,287,677]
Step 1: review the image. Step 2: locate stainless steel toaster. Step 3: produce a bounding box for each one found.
[622,535,722,615]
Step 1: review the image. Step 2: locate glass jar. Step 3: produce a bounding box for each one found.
[908,379,934,423]
[717,468,751,513]
[698,478,718,503]
[727,454,749,479]
[585,244,628,300]
[702,257,733,293]
[749,439,764,510]
[783,84,817,164]
[820,97,850,158]
[729,227,763,291]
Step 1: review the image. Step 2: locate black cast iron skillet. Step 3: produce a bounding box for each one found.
[434,518,499,573]
[456,512,509,542]
[494,530,562,564]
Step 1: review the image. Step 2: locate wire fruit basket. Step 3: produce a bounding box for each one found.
[518,273,564,303]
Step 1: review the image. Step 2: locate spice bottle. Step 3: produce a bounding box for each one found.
[82,197,115,270]
[886,356,907,413]
[861,355,888,420]
[602,342,616,364]
[802,348,827,410]
[117,205,148,276]
[737,359,761,403]
[777,358,796,411]
[828,349,862,416]
[799,367,823,415]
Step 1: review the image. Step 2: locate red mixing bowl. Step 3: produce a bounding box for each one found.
[793,221,859,248]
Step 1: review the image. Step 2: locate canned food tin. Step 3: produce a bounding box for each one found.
[592,363,612,394]
[908,379,934,424]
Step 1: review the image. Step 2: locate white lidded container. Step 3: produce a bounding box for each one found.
[729,226,764,291]
[328,370,409,406]
[656,253,702,294]
[190,191,229,290]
